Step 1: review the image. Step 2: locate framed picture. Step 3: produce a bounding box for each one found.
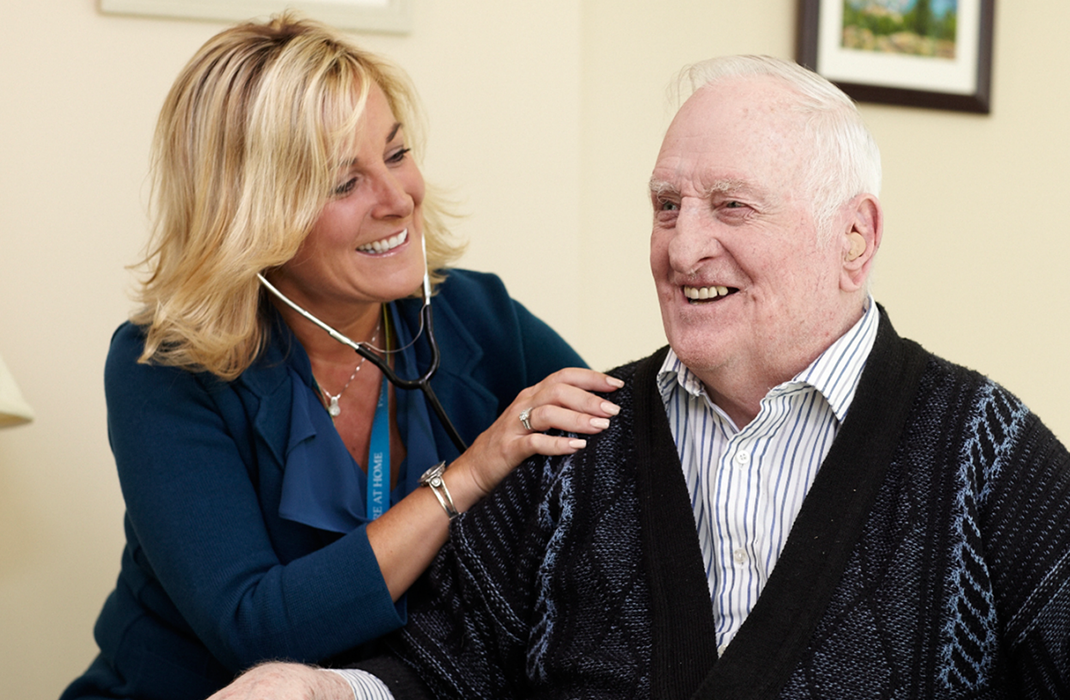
[100,0,412,34]
[796,0,994,113]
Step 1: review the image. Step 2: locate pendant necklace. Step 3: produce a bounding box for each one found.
[320,312,382,418]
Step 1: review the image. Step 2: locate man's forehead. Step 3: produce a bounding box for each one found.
[652,81,807,194]
[667,77,804,145]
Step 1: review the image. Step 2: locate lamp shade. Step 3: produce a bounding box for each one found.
[0,353,34,427]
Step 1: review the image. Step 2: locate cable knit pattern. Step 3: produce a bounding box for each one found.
[943,378,1026,691]
[364,311,1070,699]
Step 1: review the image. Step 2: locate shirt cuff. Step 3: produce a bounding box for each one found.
[325,668,396,700]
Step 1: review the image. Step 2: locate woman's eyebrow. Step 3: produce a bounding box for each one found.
[338,123,405,170]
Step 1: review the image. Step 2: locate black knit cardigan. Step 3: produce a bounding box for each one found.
[357,311,1070,699]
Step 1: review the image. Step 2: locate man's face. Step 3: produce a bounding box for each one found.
[649,76,856,398]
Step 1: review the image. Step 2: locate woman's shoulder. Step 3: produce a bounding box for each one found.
[105,319,297,408]
[104,321,195,399]
[105,321,222,394]
[436,268,509,303]
[106,321,149,371]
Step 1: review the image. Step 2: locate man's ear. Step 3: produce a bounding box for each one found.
[840,193,882,292]
[846,232,866,261]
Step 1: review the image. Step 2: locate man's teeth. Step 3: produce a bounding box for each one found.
[358,229,408,254]
[684,285,731,300]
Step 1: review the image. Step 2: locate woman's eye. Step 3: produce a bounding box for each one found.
[333,178,358,196]
[387,147,411,164]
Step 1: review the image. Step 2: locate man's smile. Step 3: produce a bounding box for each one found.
[683,285,738,303]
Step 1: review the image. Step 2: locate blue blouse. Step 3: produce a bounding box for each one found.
[279,303,441,533]
[61,269,587,700]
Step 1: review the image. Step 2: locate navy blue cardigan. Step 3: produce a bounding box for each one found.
[61,269,586,700]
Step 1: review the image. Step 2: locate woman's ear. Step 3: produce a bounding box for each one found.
[840,193,882,292]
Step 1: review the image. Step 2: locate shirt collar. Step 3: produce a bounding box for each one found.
[657,295,879,423]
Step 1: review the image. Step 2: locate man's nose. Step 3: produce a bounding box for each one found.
[669,201,720,270]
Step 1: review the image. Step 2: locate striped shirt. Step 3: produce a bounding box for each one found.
[328,668,394,699]
[656,297,879,655]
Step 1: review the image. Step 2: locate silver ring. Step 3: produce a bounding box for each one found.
[519,407,533,432]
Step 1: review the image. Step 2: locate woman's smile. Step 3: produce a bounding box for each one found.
[357,228,409,255]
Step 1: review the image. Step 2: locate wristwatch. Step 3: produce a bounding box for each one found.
[419,461,460,521]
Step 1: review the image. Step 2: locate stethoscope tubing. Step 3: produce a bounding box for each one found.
[256,271,468,453]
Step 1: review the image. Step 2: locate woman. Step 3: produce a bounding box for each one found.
[61,14,620,700]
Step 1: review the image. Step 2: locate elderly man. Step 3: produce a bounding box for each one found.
[213,56,1070,700]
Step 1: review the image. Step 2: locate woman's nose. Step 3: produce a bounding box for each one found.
[371,170,414,219]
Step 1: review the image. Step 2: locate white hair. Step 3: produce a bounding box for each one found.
[680,55,882,243]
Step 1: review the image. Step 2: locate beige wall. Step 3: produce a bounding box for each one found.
[1,1,1066,697]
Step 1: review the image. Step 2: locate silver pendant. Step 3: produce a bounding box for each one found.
[328,396,341,417]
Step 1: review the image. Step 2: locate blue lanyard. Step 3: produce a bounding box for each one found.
[366,373,391,520]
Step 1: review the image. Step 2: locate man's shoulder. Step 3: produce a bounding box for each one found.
[604,347,672,389]
[900,338,1028,424]
[884,329,1067,470]
[867,306,1016,416]
[459,349,671,527]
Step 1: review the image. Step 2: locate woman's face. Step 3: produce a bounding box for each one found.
[272,82,427,321]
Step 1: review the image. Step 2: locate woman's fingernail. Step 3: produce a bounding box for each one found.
[606,377,625,388]
[601,401,620,416]
[569,439,588,449]
[590,417,611,429]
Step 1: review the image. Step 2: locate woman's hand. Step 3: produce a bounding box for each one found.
[449,368,624,505]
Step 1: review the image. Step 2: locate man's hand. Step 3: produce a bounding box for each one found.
[206,662,352,700]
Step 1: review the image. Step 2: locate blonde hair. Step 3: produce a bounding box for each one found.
[133,13,463,380]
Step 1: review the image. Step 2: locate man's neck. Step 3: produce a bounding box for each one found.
[702,367,792,429]
[697,300,870,429]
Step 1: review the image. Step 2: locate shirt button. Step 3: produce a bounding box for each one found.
[735,451,750,466]
[733,548,747,564]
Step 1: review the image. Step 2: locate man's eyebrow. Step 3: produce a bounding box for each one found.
[648,177,754,198]
[648,178,679,197]
[701,178,751,197]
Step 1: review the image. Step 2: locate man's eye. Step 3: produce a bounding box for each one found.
[724,200,744,208]
[659,199,679,212]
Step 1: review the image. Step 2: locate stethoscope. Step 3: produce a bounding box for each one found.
[256,236,468,453]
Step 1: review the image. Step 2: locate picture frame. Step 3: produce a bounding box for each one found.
[100,0,412,34]
[796,0,994,113]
